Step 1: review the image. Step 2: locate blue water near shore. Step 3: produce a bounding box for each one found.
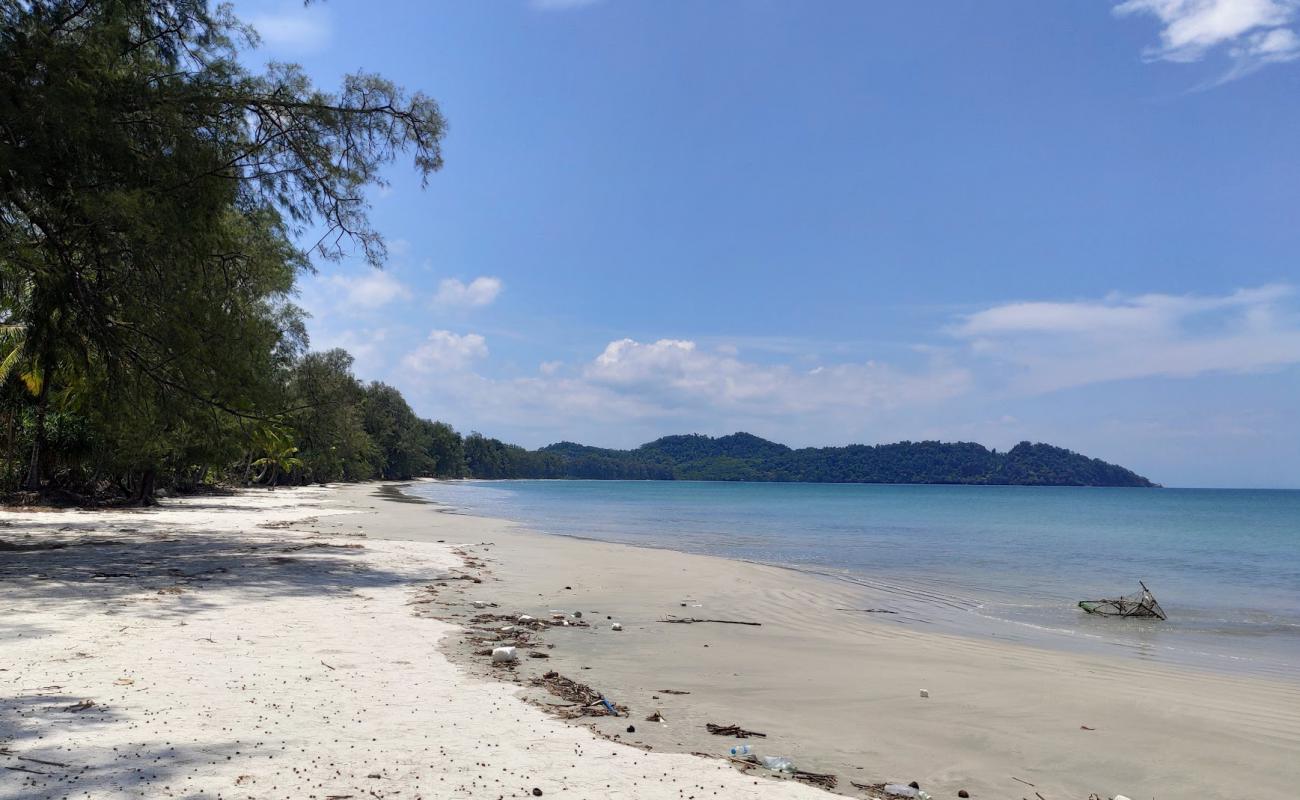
[408,480,1300,679]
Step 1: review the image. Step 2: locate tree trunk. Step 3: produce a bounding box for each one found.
[23,366,51,492]
[132,468,157,506]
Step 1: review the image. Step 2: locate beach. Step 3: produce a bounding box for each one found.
[3,483,1298,799]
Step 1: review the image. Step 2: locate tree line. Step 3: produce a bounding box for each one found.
[1,0,457,502]
[419,432,1156,487]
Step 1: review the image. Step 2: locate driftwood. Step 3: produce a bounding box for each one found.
[279,542,363,552]
[530,672,626,717]
[531,671,602,705]
[657,689,690,695]
[706,722,766,738]
[60,700,95,712]
[645,710,665,722]
[0,749,70,769]
[793,770,837,789]
[660,617,761,626]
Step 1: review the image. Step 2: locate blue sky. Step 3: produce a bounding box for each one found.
[234,0,1300,488]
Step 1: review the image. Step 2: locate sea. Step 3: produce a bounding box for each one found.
[407,480,1300,680]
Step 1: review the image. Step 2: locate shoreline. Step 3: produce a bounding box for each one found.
[3,482,1297,800]
[404,479,1300,682]
[384,481,1300,800]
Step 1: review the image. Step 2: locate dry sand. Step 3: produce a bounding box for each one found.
[3,482,1297,800]
[1,484,823,800]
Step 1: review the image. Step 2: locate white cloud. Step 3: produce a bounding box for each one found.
[328,271,411,310]
[433,277,504,309]
[1115,0,1300,80]
[954,284,1300,393]
[309,327,391,376]
[528,338,966,418]
[394,335,970,448]
[250,6,332,54]
[402,331,489,373]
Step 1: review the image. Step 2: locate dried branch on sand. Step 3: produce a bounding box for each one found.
[660,616,761,626]
[706,722,766,738]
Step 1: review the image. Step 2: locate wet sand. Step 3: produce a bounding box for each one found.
[380,481,1300,800]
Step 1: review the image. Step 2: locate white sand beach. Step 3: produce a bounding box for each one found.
[3,483,1297,800]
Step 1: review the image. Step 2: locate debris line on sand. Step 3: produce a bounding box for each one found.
[706,722,767,738]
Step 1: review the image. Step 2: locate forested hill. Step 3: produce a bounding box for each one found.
[464,432,1158,487]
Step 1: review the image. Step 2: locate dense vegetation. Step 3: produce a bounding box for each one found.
[505,433,1156,487]
[0,0,461,502]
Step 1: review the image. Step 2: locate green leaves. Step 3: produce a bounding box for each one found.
[0,2,446,498]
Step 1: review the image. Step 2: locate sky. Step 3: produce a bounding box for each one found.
[233,0,1300,488]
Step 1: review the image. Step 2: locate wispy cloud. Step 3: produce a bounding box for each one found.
[433,276,504,309]
[327,270,412,310]
[1114,0,1300,82]
[250,3,332,54]
[954,284,1300,392]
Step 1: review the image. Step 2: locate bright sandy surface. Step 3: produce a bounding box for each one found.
[3,482,1298,800]
[1,484,823,800]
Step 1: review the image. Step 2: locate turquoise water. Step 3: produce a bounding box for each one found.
[409,480,1300,679]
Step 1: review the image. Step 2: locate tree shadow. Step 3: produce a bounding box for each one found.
[0,518,425,632]
[0,706,244,800]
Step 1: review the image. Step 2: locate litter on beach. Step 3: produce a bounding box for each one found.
[1078,581,1166,620]
[491,646,518,663]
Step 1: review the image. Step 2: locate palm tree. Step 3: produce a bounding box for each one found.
[251,426,304,486]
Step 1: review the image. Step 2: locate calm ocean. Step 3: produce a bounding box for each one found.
[408,480,1300,679]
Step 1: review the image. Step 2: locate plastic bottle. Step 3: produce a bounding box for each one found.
[882,786,931,800]
[759,755,795,773]
[729,744,753,757]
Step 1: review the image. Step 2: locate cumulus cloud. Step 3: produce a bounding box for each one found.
[328,270,411,310]
[250,5,332,54]
[434,277,503,309]
[402,331,489,373]
[391,332,973,447]
[954,284,1300,392]
[1115,0,1300,80]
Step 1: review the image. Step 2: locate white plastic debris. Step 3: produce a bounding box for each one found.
[518,615,535,623]
[919,689,929,698]
[883,785,929,799]
[500,625,515,633]
[491,646,517,663]
[472,601,487,609]
[1114,796,1133,800]
[611,622,623,631]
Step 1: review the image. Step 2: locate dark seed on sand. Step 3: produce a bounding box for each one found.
[626,725,635,733]
[958,791,969,798]
[909,782,920,790]
[532,789,543,797]
[564,586,572,590]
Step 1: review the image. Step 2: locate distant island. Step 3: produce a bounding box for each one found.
[462,432,1157,487]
